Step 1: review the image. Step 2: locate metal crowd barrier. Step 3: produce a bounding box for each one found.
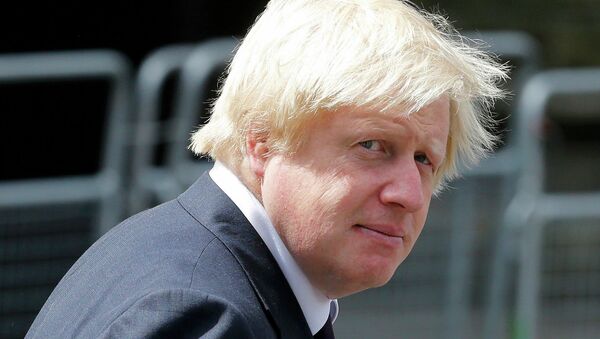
[444,31,541,339]
[129,44,196,214]
[129,37,238,214]
[0,50,132,338]
[485,69,600,339]
[169,37,238,187]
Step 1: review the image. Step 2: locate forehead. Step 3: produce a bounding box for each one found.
[328,96,450,140]
[393,96,450,139]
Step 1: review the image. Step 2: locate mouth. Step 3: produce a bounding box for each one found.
[353,224,405,246]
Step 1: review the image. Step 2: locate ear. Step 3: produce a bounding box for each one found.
[246,130,270,179]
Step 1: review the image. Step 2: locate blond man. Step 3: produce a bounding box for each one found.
[28,1,506,338]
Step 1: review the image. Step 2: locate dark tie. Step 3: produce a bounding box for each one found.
[313,316,335,339]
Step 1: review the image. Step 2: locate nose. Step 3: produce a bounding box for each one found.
[379,160,425,212]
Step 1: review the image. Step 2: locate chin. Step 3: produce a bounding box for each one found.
[333,266,398,298]
[369,269,397,288]
[323,251,405,298]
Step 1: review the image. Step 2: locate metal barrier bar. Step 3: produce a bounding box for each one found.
[129,44,195,213]
[0,49,132,236]
[169,37,239,186]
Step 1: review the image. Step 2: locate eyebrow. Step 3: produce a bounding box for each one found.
[394,117,448,166]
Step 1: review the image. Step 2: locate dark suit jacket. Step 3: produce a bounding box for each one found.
[26,173,313,338]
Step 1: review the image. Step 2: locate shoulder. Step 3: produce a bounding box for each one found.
[63,199,216,282]
[29,178,283,338]
[28,199,264,338]
[98,288,262,338]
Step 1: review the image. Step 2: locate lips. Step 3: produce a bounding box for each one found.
[353,224,405,248]
[355,224,405,239]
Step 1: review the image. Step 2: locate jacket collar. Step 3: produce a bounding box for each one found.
[177,172,313,338]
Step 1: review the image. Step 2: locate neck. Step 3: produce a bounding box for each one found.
[227,158,263,203]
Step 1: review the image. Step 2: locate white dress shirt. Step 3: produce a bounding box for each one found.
[209,161,338,335]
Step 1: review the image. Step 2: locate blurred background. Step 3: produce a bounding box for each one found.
[1,0,599,338]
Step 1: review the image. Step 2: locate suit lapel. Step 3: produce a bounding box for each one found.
[177,173,313,338]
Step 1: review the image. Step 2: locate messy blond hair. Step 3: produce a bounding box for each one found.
[190,0,507,189]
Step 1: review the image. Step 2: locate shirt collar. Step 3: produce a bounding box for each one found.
[209,161,337,334]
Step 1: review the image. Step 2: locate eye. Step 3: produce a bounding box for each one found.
[358,140,384,152]
[414,153,432,166]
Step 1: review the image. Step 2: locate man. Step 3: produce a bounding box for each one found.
[27,0,506,338]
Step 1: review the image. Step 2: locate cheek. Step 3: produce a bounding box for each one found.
[264,165,354,250]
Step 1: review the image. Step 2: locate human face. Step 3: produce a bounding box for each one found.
[259,97,450,298]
